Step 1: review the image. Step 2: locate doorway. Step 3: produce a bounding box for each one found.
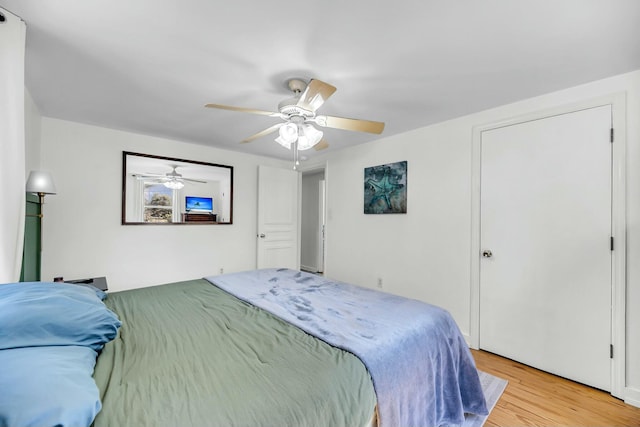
[301,169,326,274]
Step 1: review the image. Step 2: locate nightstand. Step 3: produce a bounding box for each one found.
[65,276,108,291]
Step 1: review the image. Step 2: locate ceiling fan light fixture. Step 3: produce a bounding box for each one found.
[297,124,323,150]
[275,122,298,148]
[275,134,296,149]
[164,180,184,190]
[279,122,298,141]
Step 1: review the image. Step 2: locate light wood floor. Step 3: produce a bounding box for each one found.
[471,349,640,427]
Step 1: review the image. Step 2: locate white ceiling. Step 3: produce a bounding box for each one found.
[2,1,640,163]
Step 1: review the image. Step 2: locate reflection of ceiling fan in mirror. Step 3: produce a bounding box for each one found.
[205,78,385,167]
[133,165,207,190]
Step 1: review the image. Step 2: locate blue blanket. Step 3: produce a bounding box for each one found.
[206,269,487,427]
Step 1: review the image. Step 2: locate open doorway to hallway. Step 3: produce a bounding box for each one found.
[300,169,325,274]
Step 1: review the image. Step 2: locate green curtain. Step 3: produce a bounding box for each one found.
[20,193,41,282]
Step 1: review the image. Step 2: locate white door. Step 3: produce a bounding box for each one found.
[479,105,612,391]
[257,165,299,269]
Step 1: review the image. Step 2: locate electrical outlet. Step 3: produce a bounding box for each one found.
[219,268,224,275]
[377,278,383,289]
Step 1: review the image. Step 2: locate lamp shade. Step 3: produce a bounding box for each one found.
[25,171,57,195]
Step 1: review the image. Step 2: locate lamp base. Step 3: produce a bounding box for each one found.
[25,192,46,218]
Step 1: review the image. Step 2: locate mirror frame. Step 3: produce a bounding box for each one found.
[121,151,234,225]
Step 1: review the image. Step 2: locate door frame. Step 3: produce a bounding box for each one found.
[470,93,626,398]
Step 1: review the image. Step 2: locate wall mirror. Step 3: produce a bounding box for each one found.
[122,151,233,225]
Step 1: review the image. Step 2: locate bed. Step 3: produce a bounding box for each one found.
[0,268,487,427]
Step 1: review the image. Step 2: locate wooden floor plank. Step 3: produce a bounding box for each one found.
[471,349,640,427]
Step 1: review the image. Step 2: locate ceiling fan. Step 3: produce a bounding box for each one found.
[133,165,207,190]
[205,78,385,165]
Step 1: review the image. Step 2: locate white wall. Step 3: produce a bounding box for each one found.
[24,89,41,174]
[319,70,640,402]
[39,118,289,291]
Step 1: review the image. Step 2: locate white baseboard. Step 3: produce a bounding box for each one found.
[625,386,640,408]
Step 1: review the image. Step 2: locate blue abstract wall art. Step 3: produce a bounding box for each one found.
[364,161,407,214]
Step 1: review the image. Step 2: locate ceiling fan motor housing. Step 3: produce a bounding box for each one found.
[278,98,313,118]
[285,77,308,94]
[279,78,315,118]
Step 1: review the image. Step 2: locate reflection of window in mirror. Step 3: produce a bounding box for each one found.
[122,152,233,225]
[143,183,175,223]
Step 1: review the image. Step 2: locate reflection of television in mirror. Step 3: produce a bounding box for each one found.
[185,196,213,213]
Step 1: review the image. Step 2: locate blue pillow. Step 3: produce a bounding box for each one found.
[0,282,121,351]
[0,346,101,427]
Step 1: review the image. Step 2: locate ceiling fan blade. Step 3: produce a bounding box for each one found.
[133,173,164,179]
[314,139,329,151]
[296,79,336,112]
[241,123,284,143]
[314,115,385,134]
[205,103,283,118]
[182,178,207,184]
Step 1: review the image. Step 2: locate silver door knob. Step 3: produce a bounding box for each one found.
[482,250,493,258]
[259,233,266,238]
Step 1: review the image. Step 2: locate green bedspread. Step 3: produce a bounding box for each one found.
[92,279,376,427]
